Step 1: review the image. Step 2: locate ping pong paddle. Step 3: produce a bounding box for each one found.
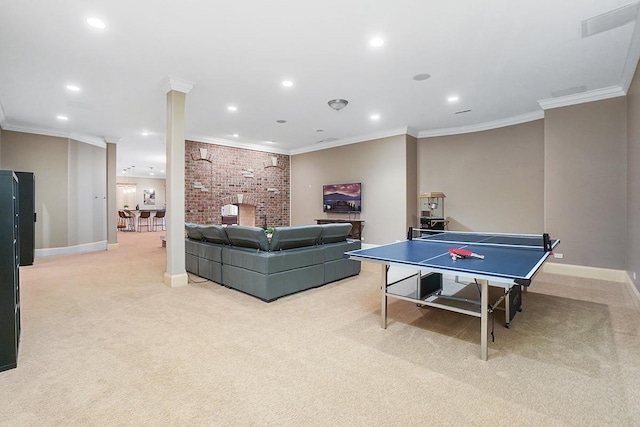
[449,248,485,260]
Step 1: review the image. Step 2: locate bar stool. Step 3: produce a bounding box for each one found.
[117,211,127,231]
[118,210,134,231]
[138,211,151,231]
[152,210,166,231]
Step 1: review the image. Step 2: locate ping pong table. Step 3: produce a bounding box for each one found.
[345,228,559,360]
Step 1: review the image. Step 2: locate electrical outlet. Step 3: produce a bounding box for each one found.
[554,253,564,259]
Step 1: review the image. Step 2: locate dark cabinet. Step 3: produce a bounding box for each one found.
[315,219,364,240]
[0,170,20,372]
[15,171,35,266]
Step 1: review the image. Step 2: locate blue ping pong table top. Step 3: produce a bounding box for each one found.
[346,232,559,282]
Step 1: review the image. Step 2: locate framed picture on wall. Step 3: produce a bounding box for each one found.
[143,189,156,205]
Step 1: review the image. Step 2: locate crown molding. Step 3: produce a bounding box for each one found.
[186,134,290,155]
[103,136,121,144]
[417,111,544,138]
[290,126,412,155]
[538,85,625,110]
[158,76,195,94]
[1,123,106,148]
[621,11,640,93]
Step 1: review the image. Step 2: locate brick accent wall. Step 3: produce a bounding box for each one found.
[185,140,290,227]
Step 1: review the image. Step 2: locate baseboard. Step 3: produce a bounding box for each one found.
[543,262,626,282]
[625,272,640,310]
[164,271,189,288]
[35,240,108,258]
[107,243,119,251]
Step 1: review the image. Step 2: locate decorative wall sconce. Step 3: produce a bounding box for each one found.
[264,156,284,169]
[191,147,213,162]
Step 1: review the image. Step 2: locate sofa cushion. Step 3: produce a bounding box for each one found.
[270,225,322,251]
[224,225,270,251]
[319,223,352,244]
[199,224,230,245]
[185,223,204,240]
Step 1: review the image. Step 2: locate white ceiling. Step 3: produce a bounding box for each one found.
[1,0,639,179]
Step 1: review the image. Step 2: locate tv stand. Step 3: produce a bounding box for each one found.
[315,219,364,240]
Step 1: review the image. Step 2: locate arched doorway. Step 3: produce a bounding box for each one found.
[220,194,257,227]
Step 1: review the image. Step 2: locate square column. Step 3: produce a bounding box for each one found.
[160,77,194,287]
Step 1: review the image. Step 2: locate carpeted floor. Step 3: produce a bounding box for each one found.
[0,231,639,426]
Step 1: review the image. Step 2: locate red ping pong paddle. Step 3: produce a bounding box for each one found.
[449,248,485,259]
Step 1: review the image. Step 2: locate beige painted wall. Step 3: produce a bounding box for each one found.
[627,67,640,288]
[1,130,69,248]
[417,120,545,234]
[545,97,627,270]
[68,139,107,245]
[116,176,166,210]
[291,135,410,245]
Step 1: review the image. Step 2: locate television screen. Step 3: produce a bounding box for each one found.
[323,183,361,213]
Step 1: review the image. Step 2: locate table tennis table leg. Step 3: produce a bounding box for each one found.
[381,264,388,329]
[479,279,489,361]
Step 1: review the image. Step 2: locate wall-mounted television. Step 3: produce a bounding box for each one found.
[323,182,361,213]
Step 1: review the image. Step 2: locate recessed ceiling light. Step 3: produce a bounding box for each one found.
[370,37,384,47]
[160,170,165,173]
[87,17,106,29]
[57,115,68,121]
[66,85,80,92]
[232,133,239,137]
[281,80,293,87]
[448,96,459,102]
[370,114,380,120]
[413,73,431,81]
[264,140,275,144]
[227,105,238,112]
[141,131,149,136]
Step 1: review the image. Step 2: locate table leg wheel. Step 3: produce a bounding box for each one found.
[505,323,511,329]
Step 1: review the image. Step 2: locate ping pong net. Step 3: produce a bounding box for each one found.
[407,227,554,252]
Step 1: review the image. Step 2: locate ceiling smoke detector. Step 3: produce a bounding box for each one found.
[328,99,348,111]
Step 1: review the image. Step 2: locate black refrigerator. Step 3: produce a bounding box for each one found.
[14,172,35,266]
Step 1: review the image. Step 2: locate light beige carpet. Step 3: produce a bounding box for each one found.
[0,231,639,426]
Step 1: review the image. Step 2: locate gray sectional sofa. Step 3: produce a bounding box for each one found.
[185,223,361,301]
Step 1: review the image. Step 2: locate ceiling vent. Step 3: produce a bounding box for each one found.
[582,2,640,38]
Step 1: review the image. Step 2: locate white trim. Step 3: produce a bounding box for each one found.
[1,124,106,148]
[621,10,640,93]
[164,271,188,287]
[290,126,411,155]
[417,111,544,138]
[625,272,640,310]
[158,76,195,94]
[538,86,626,110]
[35,240,108,258]
[187,134,290,155]
[543,262,627,282]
